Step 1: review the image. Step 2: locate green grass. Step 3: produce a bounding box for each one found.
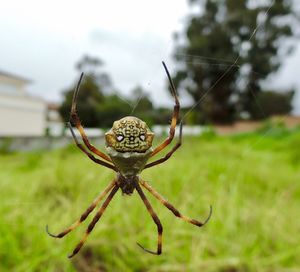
[1,129,300,271]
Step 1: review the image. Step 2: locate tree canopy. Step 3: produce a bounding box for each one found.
[59,55,107,127]
[59,56,155,128]
[173,0,298,123]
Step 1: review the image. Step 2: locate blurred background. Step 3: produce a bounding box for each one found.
[0,0,300,271]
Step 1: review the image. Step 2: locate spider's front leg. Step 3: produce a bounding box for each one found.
[145,62,183,169]
[150,62,180,158]
[69,72,112,163]
[145,121,183,169]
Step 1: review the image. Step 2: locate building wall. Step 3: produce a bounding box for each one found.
[0,75,27,95]
[0,92,46,136]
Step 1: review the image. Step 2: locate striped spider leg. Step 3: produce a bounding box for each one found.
[136,178,212,255]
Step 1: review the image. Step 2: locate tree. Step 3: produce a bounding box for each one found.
[97,94,132,128]
[128,86,155,125]
[76,55,114,94]
[59,55,107,127]
[130,86,153,114]
[59,75,104,127]
[251,90,295,119]
[59,56,157,128]
[173,0,297,123]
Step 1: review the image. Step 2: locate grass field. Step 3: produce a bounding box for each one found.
[0,127,300,272]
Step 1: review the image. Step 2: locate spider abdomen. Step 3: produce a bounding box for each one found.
[105,116,154,153]
[106,146,152,178]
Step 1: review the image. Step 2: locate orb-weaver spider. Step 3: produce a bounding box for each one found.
[46,62,212,258]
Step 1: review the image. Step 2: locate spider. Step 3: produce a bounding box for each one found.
[46,61,212,258]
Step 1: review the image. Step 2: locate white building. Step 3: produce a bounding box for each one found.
[46,103,65,137]
[0,70,47,136]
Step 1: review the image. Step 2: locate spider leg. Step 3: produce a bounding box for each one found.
[150,61,180,158]
[135,182,162,255]
[68,185,119,258]
[46,180,116,239]
[70,72,112,162]
[145,122,182,169]
[140,179,212,227]
[68,123,117,171]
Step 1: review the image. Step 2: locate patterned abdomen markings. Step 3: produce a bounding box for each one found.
[105,116,154,153]
[117,119,147,150]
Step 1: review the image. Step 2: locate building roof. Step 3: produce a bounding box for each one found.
[0,70,31,83]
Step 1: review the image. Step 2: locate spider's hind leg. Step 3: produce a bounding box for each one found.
[46,180,116,239]
[135,182,163,255]
[68,185,119,258]
[140,179,212,227]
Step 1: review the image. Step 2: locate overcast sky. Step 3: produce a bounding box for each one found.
[1,0,300,114]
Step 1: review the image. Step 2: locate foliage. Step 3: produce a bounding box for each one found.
[0,137,13,155]
[130,86,153,114]
[59,56,164,128]
[251,90,295,119]
[1,131,300,271]
[59,55,108,127]
[173,0,298,123]
[59,75,105,127]
[128,86,155,127]
[97,94,132,128]
[152,107,174,125]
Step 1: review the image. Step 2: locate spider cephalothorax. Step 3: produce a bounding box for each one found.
[105,116,154,152]
[46,62,211,258]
